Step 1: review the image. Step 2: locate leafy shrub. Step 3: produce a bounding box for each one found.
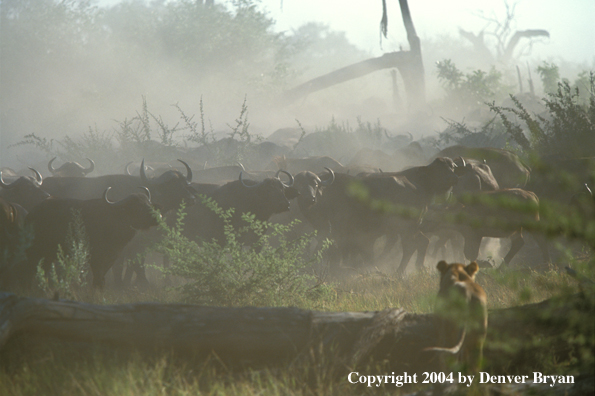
[36,209,90,299]
[536,61,560,94]
[489,72,595,157]
[153,201,332,307]
[436,59,512,115]
[434,116,511,149]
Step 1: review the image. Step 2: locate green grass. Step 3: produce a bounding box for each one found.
[2,258,592,396]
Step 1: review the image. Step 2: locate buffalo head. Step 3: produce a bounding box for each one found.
[103,186,160,230]
[294,167,335,210]
[48,157,95,177]
[139,159,196,211]
[0,168,49,210]
[238,170,299,214]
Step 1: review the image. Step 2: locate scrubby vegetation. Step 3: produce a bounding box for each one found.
[1,1,594,395]
[152,200,333,307]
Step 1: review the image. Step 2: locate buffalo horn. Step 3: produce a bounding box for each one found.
[0,171,14,189]
[177,159,193,184]
[125,162,133,175]
[104,187,115,204]
[239,171,264,188]
[29,167,43,185]
[275,170,294,188]
[138,186,152,202]
[139,159,150,184]
[458,156,466,168]
[235,161,246,171]
[320,167,335,186]
[83,158,95,174]
[48,157,57,174]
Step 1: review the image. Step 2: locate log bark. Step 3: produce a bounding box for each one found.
[0,291,586,373]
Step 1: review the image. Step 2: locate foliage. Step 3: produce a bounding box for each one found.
[537,61,560,94]
[435,117,511,149]
[36,209,90,300]
[436,59,512,115]
[10,96,265,172]
[489,72,595,157]
[153,201,332,307]
[10,127,117,175]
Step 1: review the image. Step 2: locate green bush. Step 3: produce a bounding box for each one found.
[153,200,333,307]
[36,209,90,300]
[490,71,595,157]
[436,59,512,115]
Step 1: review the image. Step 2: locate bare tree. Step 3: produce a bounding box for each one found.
[459,1,549,65]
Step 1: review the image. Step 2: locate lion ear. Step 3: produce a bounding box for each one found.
[465,262,479,278]
[437,260,449,274]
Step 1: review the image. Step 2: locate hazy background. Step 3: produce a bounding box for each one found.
[1,0,593,169]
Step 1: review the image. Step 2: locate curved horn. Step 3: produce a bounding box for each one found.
[83,158,95,174]
[239,171,264,188]
[138,186,152,202]
[29,167,43,185]
[320,167,335,186]
[235,161,246,171]
[104,187,115,204]
[407,132,413,142]
[0,171,15,189]
[139,159,150,184]
[177,159,193,183]
[275,170,294,188]
[48,157,57,174]
[459,156,466,168]
[203,161,208,170]
[585,183,592,196]
[125,162,133,175]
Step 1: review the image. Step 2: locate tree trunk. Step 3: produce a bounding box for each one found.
[0,291,583,373]
[282,0,426,111]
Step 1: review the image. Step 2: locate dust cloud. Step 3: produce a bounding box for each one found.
[0,0,592,171]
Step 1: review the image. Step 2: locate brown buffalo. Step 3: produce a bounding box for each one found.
[435,145,530,188]
[298,158,461,274]
[41,159,196,213]
[0,168,50,211]
[23,188,160,288]
[426,188,550,267]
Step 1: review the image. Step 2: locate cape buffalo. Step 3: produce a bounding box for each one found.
[23,188,160,288]
[41,159,196,213]
[434,145,530,188]
[0,168,50,211]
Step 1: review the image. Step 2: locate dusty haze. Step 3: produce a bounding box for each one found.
[1,0,593,170]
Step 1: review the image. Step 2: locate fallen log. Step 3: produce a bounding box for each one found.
[0,291,590,374]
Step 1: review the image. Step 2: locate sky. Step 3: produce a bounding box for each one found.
[99,0,595,64]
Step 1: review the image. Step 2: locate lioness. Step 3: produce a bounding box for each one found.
[428,260,488,372]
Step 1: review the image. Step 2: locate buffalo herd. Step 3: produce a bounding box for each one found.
[0,142,586,291]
